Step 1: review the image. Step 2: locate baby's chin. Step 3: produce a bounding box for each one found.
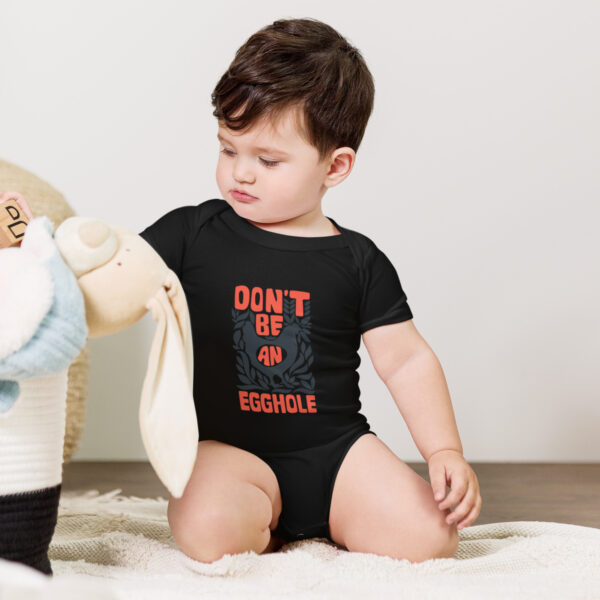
[230,197,263,217]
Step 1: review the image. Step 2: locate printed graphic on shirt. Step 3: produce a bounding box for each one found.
[232,285,317,415]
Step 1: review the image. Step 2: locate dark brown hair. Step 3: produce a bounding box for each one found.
[211,18,375,162]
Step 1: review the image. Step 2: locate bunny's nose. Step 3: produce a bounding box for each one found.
[79,221,111,248]
[54,216,118,277]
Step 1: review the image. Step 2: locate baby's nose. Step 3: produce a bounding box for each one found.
[79,220,111,248]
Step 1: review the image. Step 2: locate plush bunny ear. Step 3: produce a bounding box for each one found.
[139,270,198,498]
[162,270,194,388]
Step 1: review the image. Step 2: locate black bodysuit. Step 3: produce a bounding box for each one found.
[139,199,413,542]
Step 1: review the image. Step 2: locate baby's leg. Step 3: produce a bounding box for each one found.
[168,440,285,563]
[328,433,459,562]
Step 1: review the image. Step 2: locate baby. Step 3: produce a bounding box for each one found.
[139,17,481,563]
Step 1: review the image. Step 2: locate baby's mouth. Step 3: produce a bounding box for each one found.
[231,189,258,202]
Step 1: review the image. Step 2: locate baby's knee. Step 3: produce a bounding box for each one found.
[397,520,458,562]
[418,506,459,560]
[435,522,459,558]
[167,491,272,563]
[177,516,271,563]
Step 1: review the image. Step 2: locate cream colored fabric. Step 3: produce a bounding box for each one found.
[140,278,197,499]
[1,489,599,599]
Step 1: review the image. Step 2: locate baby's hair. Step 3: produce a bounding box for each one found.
[211,17,375,163]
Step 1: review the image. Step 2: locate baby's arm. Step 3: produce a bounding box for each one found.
[362,319,482,529]
[362,319,462,461]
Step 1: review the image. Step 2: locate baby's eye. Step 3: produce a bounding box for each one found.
[260,157,280,168]
[219,147,279,168]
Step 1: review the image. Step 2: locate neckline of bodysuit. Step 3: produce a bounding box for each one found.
[222,203,347,251]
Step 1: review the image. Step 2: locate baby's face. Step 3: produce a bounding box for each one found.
[216,107,333,224]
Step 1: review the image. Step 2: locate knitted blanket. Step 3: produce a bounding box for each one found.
[0,488,599,599]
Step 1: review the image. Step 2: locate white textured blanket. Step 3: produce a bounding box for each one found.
[0,488,599,599]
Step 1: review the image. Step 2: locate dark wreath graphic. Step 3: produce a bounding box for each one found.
[232,295,315,394]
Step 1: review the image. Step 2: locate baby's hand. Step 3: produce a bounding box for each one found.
[427,449,482,530]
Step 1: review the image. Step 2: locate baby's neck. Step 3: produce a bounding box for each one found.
[246,213,340,237]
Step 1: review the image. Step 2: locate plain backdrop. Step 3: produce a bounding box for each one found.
[1,0,598,461]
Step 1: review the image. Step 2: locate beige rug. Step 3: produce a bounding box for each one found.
[0,489,599,599]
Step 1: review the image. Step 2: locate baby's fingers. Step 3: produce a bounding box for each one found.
[438,476,468,511]
[456,493,482,530]
[429,462,448,502]
[445,483,476,524]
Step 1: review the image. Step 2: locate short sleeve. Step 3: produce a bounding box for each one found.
[358,242,413,334]
[138,205,196,276]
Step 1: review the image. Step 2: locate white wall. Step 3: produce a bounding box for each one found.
[2,0,598,461]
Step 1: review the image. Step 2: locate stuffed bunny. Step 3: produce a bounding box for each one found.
[0,215,198,575]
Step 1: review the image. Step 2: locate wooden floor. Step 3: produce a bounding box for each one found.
[62,461,600,529]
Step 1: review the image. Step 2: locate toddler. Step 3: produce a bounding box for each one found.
[139,17,481,563]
